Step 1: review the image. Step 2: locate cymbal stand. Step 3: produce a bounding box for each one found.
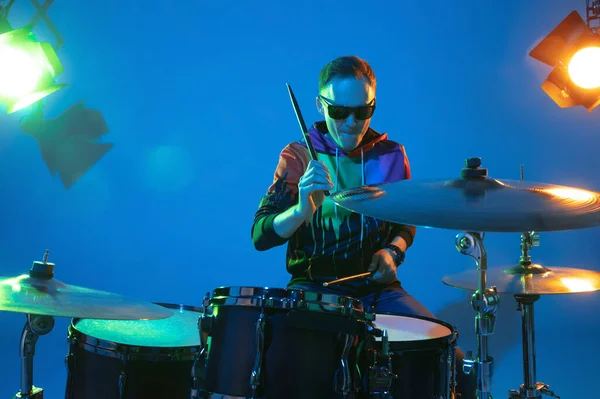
[13,250,56,399]
[456,232,499,399]
[508,233,560,399]
[13,314,55,399]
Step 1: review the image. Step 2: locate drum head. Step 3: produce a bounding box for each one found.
[73,303,201,348]
[374,313,453,342]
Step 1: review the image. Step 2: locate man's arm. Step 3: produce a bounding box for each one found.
[251,144,310,251]
[390,224,416,252]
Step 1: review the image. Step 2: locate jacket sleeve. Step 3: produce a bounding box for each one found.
[251,144,310,251]
[389,144,417,248]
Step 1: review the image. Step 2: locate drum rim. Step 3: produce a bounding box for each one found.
[372,311,457,347]
[212,286,288,298]
[208,286,373,321]
[68,302,202,362]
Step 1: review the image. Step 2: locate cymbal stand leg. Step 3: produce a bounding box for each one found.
[14,314,55,399]
[456,232,499,399]
[508,295,560,399]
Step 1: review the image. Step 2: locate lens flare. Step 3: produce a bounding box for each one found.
[568,46,600,89]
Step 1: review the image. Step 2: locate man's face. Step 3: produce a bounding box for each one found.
[316,76,375,153]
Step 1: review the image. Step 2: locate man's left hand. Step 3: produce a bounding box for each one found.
[368,249,397,284]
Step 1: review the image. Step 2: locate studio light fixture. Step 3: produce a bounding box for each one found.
[0,0,66,113]
[0,0,113,191]
[529,1,600,112]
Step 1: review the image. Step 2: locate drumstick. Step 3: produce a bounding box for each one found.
[322,272,372,287]
[286,83,330,196]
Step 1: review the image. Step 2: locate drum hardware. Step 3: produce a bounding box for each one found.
[449,329,459,399]
[14,312,55,399]
[506,233,560,399]
[446,232,580,399]
[364,328,396,398]
[118,370,127,399]
[191,292,212,399]
[12,250,56,399]
[334,332,355,397]
[249,292,267,399]
[455,232,498,399]
[507,295,560,399]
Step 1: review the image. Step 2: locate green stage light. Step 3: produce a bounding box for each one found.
[0,25,66,114]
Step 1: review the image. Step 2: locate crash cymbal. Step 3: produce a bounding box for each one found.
[442,264,600,295]
[330,158,600,232]
[0,274,173,320]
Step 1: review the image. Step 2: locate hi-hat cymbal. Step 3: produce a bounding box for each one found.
[331,177,600,232]
[442,264,600,295]
[0,274,173,320]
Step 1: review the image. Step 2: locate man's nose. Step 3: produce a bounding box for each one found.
[345,113,357,127]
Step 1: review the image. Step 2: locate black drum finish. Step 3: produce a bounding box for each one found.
[358,313,458,399]
[65,348,196,399]
[201,286,369,399]
[64,303,202,399]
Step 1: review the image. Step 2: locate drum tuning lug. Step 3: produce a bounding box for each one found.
[530,232,540,247]
[462,351,475,375]
[538,382,560,398]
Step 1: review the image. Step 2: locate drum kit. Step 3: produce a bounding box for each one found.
[3,157,600,399]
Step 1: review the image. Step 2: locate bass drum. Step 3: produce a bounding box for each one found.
[65,303,202,399]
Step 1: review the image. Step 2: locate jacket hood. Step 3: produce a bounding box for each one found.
[301,121,388,158]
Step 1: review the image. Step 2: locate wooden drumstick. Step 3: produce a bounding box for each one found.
[322,272,372,287]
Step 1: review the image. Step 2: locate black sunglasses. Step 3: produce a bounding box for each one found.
[319,95,376,120]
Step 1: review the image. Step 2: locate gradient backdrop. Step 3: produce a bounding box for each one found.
[1,0,598,397]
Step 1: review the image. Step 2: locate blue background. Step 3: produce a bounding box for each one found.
[1,0,598,397]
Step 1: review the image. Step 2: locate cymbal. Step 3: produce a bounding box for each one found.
[442,264,600,295]
[0,274,174,320]
[331,177,600,232]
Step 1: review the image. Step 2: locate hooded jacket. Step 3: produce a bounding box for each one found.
[251,121,416,289]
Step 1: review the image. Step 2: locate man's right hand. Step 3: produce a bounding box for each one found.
[296,160,334,220]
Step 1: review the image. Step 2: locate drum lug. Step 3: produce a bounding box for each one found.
[462,350,475,375]
[118,371,127,399]
[334,333,355,396]
[249,301,267,398]
[190,346,208,399]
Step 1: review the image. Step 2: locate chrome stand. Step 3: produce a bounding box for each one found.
[508,233,559,399]
[13,313,55,399]
[14,250,56,399]
[507,295,558,399]
[456,232,499,399]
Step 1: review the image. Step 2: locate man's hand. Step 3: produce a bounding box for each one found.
[296,160,334,220]
[368,248,398,284]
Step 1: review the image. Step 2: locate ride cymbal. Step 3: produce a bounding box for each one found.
[331,158,600,232]
[442,264,600,295]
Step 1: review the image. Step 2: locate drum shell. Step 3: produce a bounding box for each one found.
[202,287,370,399]
[359,312,457,399]
[65,303,202,399]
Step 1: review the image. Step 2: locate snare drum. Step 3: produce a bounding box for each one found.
[65,303,202,399]
[362,313,458,399]
[200,286,374,399]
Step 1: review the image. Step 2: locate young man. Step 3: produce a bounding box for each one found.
[251,55,475,398]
